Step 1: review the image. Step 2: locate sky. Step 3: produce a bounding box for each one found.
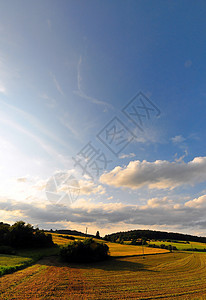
[0,0,206,236]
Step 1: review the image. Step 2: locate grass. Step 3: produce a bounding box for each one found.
[149,240,206,251]
[0,246,59,277]
[1,252,206,299]
[0,254,32,276]
[16,246,60,260]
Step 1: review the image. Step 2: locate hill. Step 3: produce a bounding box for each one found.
[50,229,94,237]
[104,229,206,243]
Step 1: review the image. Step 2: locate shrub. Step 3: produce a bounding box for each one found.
[60,238,109,263]
[59,235,75,240]
[0,245,15,255]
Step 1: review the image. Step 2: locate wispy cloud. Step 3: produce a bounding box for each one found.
[41,93,57,108]
[119,153,136,159]
[0,81,6,95]
[0,99,70,151]
[50,72,64,97]
[171,135,186,144]
[0,110,68,163]
[74,56,112,109]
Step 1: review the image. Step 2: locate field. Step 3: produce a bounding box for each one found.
[149,240,206,251]
[105,241,168,256]
[1,252,206,299]
[50,233,169,256]
[0,254,32,276]
[0,246,59,276]
[1,234,206,299]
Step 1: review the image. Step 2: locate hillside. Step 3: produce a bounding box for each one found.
[104,229,206,243]
[50,229,94,238]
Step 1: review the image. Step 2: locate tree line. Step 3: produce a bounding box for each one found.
[0,221,54,248]
[104,229,206,243]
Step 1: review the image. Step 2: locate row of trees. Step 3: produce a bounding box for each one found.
[0,221,54,248]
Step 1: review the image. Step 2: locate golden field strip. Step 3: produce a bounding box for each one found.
[50,233,169,256]
[1,252,206,299]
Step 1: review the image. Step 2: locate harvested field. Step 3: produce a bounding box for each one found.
[1,252,206,299]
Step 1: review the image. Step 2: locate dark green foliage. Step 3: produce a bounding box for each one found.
[104,229,206,243]
[96,231,100,239]
[184,248,206,252]
[148,243,177,251]
[0,245,15,254]
[60,238,109,263]
[0,221,54,248]
[131,238,147,246]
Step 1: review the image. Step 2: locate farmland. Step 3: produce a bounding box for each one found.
[1,233,206,299]
[50,232,169,256]
[149,240,206,251]
[1,251,206,299]
[0,254,32,276]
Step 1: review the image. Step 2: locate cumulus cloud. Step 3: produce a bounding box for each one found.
[185,195,206,208]
[100,157,206,190]
[60,179,105,196]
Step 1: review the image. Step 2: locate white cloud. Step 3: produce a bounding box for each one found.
[119,153,136,159]
[100,157,206,190]
[17,177,28,183]
[185,195,206,208]
[60,179,105,196]
[171,135,186,144]
[144,197,175,209]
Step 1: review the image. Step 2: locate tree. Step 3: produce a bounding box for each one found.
[60,238,109,263]
[96,231,100,239]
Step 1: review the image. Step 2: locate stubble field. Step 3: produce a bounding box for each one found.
[1,251,206,299]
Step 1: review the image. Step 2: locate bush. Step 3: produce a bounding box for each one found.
[0,246,15,255]
[59,235,75,240]
[60,238,109,263]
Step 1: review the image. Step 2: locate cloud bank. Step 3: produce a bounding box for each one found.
[1,194,206,231]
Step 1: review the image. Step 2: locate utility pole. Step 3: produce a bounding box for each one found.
[142,239,145,259]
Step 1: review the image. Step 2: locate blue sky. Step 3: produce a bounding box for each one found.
[0,0,206,236]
